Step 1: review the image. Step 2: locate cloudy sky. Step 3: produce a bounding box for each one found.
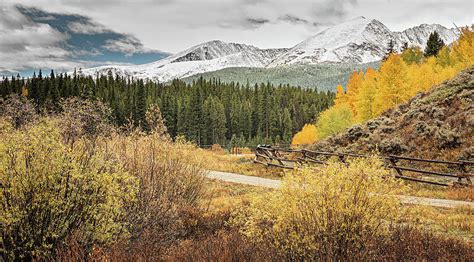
[0,0,472,74]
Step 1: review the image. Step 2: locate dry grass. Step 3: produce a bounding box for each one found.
[407,205,474,241]
[198,149,286,179]
[201,180,270,213]
[404,182,474,201]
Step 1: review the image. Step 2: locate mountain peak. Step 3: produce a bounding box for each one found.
[267,16,393,66]
[395,23,458,48]
[80,18,461,82]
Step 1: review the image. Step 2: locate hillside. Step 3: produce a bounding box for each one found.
[310,67,474,160]
[183,62,379,91]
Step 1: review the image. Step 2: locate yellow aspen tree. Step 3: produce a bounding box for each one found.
[451,26,474,69]
[334,85,348,106]
[316,104,353,139]
[373,54,409,115]
[291,124,318,146]
[345,71,364,117]
[436,46,453,67]
[401,46,423,65]
[408,58,437,94]
[355,68,378,123]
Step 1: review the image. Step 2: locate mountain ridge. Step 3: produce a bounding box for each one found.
[80,17,460,83]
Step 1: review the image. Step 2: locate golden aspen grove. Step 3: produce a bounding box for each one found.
[292,26,474,145]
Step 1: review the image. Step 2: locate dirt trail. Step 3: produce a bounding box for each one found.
[206,170,474,209]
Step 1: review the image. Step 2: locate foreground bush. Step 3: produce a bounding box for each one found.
[0,120,138,260]
[234,157,407,260]
[0,94,37,129]
[58,97,114,145]
[99,131,207,256]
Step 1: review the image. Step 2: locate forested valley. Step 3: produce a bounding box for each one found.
[0,73,334,147]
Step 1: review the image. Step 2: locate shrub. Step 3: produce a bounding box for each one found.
[145,104,170,140]
[234,157,407,260]
[435,127,461,149]
[101,131,207,253]
[0,94,37,128]
[0,120,138,260]
[371,226,474,261]
[58,97,113,145]
[163,230,278,262]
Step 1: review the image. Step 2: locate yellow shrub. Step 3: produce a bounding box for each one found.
[234,157,407,260]
[0,119,138,260]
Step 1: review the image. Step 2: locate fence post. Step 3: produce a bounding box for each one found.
[389,157,404,178]
[458,160,472,186]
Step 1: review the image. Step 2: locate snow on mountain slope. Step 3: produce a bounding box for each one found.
[81,40,287,82]
[395,24,459,47]
[267,17,459,67]
[267,17,397,66]
[80,18,460,81]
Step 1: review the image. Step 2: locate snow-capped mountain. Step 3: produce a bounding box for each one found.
[81,40,287,82]
[395,24,458,48]
[267,17,395,66]
[80,17,460,82]
[267,16,459,66]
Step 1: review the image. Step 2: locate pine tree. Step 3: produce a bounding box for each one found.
[135,80,147,129]
[424,31,445,57]
[383,39,396,61]
[401,42,409,52]
[281,108,293,143]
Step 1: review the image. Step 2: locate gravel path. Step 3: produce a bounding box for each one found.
[206,170,474,209]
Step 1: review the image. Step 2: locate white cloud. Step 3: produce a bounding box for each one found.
[0,5,82,73]
[103,35,151,55]
[67,21,109,34]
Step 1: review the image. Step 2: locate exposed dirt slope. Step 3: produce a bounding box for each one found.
[310,67,474,161]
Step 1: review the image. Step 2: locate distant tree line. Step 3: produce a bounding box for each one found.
[0,71,334,146]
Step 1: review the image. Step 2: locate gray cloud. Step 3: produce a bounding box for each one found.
[245,18,270,27]
[278,14,309,24]
[311,0,359,25]
[1,0,472,56]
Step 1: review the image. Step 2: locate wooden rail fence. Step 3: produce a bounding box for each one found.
[254,145,473,187]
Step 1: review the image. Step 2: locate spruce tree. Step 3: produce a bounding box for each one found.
[383,39,396,61]
[135,80,147,129]
[401,42,409,52]
[424,31,445,57]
